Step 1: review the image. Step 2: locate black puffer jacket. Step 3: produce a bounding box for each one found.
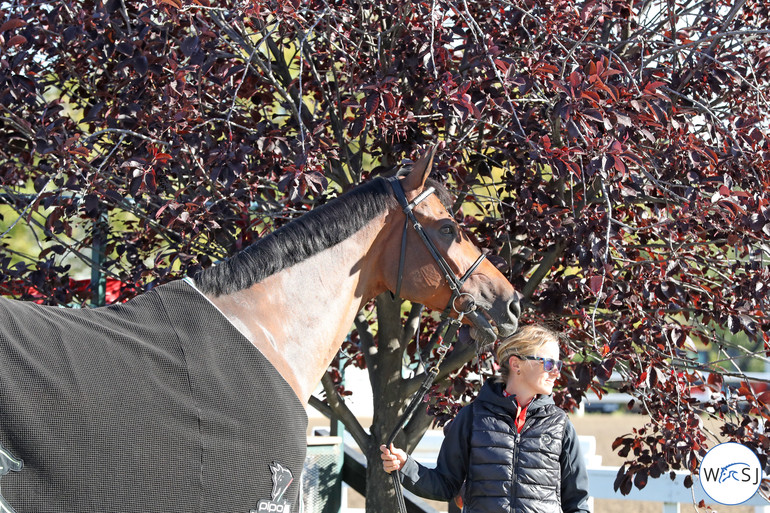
[400,380,591,513]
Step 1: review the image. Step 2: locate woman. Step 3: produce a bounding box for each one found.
[380,324,591,513]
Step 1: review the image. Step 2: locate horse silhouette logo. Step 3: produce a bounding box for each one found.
[717,462,758,485]
[0,443,23,513]
[251,462,293,513]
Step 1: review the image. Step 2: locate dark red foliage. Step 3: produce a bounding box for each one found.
[1,0,769,508]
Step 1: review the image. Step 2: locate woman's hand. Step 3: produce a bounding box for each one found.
[380,443,407,473]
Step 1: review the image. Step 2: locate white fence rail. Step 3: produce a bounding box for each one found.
[587,465,769,513]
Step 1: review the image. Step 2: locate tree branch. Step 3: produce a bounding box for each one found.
[521,241,567,299]
[676,0,748,92]
[354,311,377,371]
[401,336,478,398]
[320,372,371,451]
[209,12,310,145]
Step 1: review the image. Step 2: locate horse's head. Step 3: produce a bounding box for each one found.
[381,147,520,347]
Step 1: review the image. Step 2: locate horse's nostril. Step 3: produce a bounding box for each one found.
[508,295,521,320]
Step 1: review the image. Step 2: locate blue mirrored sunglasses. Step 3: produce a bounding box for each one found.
[514,354,563,372]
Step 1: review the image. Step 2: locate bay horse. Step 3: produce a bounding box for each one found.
[0,149,519,513]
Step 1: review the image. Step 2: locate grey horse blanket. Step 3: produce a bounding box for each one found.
[0,280,307,513]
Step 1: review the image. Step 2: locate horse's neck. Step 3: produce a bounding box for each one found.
[206,220,388,404]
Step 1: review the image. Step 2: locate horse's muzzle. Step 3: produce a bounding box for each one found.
[466,294,520,348]
[466,311,497,348]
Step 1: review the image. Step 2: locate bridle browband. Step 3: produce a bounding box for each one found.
[387,176,486,316]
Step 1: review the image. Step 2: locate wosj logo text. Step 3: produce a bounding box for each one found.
[702,462,760,485]
[699,442,762,505]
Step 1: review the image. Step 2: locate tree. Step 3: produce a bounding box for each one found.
[1,0,769,511]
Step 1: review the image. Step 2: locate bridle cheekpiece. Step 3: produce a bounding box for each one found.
[386,176,486,317]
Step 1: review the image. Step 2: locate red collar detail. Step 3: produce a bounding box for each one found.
[502,389,531,433]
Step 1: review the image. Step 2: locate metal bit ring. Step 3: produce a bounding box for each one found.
[452,292,477,316]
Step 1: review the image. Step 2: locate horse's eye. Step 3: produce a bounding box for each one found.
[439,224,456,237]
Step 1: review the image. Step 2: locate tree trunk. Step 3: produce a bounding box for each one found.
[361,293,461,512]
[363,428,401,513]
[364,293,411,512]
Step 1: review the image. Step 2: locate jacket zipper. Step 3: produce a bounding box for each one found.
[512,409,538,511]
[512,430,521,511]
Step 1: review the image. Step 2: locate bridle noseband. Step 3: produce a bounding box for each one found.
[387,176,486,317]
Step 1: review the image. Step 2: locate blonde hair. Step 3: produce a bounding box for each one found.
[495,324,560,381]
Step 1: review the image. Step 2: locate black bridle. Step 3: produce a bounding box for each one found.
[387,176,486,317]
[385,175,488,513]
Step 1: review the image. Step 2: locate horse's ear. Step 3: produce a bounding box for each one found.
[402,145,438,193]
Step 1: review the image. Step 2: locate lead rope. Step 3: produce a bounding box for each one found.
[385,313,464,513]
